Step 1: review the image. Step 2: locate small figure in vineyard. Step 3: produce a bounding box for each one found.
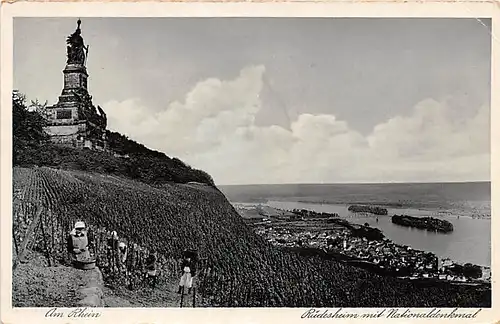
[126,243,139,273]
[118,241,128,273]
[145,249,158,288]
[106,231,119,272]
[67,221,90,263]
[177,252,197,294]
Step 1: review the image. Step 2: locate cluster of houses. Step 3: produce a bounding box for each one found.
[234,203,490,284]
[255,225,490,283]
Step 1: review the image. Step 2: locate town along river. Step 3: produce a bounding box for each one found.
[265,201,490,267]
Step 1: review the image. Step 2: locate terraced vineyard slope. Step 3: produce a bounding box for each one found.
[12,166,490,307]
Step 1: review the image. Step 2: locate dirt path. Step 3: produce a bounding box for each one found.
[102,280,189,307]
[12,252,104,307]
[13,252,202,308]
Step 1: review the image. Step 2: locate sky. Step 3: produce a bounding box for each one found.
[14,18,491,185]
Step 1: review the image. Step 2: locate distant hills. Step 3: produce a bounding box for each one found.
[219,182,491,210]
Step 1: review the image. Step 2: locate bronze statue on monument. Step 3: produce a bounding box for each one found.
[66,19,89,65]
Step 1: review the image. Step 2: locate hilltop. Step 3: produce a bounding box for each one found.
[13,91,214,187]
[12,93,491,307]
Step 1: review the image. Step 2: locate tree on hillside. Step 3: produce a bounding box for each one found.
[12,90,49,165]
[28,98,49,117]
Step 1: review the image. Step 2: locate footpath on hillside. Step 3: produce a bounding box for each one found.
[13,251,197,308]
[13,166,211,308]
[13,252,104,307]
[103,280,197,307]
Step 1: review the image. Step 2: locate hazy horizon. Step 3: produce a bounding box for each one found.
[219,180,491,187]
[219,181,491,213]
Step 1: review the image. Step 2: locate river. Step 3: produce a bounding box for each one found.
[265,200,491,266]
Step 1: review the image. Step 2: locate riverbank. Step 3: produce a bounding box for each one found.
[234,203,490,285]
[254,200,490,267]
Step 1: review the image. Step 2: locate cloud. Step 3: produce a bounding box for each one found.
[104,65,490,185]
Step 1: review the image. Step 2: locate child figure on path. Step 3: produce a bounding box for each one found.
[177,255,196,294]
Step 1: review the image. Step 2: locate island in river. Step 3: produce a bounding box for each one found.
[392,215,454,233]
[348,205,388,215]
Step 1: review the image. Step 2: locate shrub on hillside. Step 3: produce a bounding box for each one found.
[12,91,50,165]
[463,263,483,279]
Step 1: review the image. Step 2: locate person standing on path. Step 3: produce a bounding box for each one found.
[118,241,128,274]
[106,231,119,273]
[178,254,197,294]
[67,221,90,263]
[145,249,158,288]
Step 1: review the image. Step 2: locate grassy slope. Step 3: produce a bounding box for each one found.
[12,166,491,307]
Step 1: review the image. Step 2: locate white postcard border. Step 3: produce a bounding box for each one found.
[1,1,499,324]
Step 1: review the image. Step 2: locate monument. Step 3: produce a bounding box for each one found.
[44,19,107,150]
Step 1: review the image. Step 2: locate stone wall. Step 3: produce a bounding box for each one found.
[45,124,86,147]
[45,124,81,136]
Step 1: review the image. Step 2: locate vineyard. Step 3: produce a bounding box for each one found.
[12,167,491,307]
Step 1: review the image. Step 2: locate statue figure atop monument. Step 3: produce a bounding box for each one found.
[66,19,89,65]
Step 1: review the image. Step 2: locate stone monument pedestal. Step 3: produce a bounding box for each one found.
[44,20,107,151]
